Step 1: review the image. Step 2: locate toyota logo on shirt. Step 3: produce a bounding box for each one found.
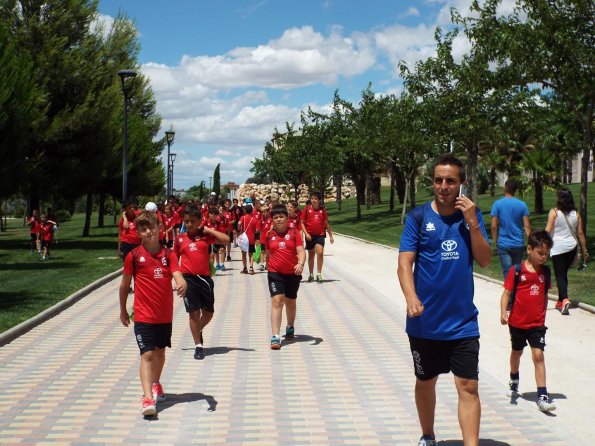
[441,240,460,260]
[442,240,458,252]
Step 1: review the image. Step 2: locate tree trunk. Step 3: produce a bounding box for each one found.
[369,176,382,205]
[355,174,366,220]
[467,144,479,203]
[534,173,544,214]
[334,175,342,211]
[389,168,396,212]
[580,146,590,232]
[408,172,416,209]
[113,197,118,224]
[490,168,496,197]
[98,192,105,228]
[82,192,92,237]
[365,176,372,210]
[400,175,410,225]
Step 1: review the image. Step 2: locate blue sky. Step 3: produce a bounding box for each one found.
[97,0,514,190]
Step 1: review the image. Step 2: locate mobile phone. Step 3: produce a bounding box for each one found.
[459,184,468,197]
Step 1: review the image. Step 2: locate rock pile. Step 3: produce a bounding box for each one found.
[236,183,356,205]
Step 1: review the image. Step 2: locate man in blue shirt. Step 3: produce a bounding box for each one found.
[398,154,492,446]
[490,179,531,279]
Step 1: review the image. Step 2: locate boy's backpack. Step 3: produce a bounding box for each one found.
[508,263,551,312]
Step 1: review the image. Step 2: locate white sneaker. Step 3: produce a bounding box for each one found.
[418,437,437,446]
[507,379,519,397]
[537,395,556,412]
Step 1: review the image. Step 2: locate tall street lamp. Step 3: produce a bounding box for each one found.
[169,153,177,196]
[118,69,137,203]
[165,130,175,197]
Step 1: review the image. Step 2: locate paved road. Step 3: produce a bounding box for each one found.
[1,234,593,445]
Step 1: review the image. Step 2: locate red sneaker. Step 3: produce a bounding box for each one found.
[554,301,564,312]
[152,383,166,402]
[141,396,156,416]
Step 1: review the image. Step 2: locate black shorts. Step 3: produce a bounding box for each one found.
[248,244,256,253]
[210,244,224,253]
[134,322,172,354]
[409,336,480,381]
[183,274,215,313]
[509,325,547,351]
[30,234,38,242]
[268,272,302,299]
[120,242,139,261]
[41,239,52,250]
[305,235,325,251]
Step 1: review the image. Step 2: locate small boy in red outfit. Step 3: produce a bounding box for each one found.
[500,230,555,413]
[119,211,187,417]
[38,214,57,261]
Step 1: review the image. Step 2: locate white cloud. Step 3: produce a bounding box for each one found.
[399,7,420,18]
[90,13,114,40]
[373,23,437,71]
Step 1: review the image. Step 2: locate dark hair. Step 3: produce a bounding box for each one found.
[433,153,466,182]
[122,200,135,209]
[184,204,203,219]
[528,230,553,250]
[243,204,253,214]
[270,204,289,217]
[310,192,322,200]
[135,211,159,229]
[504,179,518,195]
[209,206,219,215]
[556,188,576,214]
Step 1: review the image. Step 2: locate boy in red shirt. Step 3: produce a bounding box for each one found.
[300,192,334,283]
[118,201,141,261]
[27,209,41,254]
[174,205,229,360]
[222,199,235,261]
[500,230,555,413]
[238,201,261,274]
[118,212,187,417]
[265,204,306,349]
[38,214,57,261]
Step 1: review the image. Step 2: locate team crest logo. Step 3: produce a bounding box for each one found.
[271,236,276,241]
[178,237,183,243]
[161,257,168,266]
[539,275,545,283]
[189,243,197,251]
[520,274,526,282]
[285,234,290,240]
[139,256,146,263]
[426,222,435,231]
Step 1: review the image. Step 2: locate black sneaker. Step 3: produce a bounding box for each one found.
[285,325,295,339]
[194,346,205,360]
[227,255,232,261]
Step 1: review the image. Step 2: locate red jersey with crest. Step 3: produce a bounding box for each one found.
[504,262,550,329]
[265,228,304,275]
[119,211,142,244]
[239,214,261,244]
[174,231,216,276]
[259,216,273,243]
[222,210,234,232]
[288,214,300,230]
[28,216,41,235]
[40,221,55,241]
[124,245,179,324]
[300,205,328,236]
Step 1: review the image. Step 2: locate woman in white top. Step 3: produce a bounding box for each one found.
[545,189,589,315]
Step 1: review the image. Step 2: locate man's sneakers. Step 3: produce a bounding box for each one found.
[152,383,166,402]
[271,335,281,350]
[316,274,323,283]
[507,379,519,397]
[307,274,314,282]
[555,298,571,315]
[537,394,556,412]
[249,266,255,275]
[417,435,437,446]
[241,267,248,274]
[227,255,232,261]
[141,396,156,416]
[285,325,295,339]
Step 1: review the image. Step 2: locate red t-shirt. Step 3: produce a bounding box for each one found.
[239,214,261,244]
[222,210,234,231]
[288,214,300,230]
[259,217,273,244]
[265,228,304,275]
[300,205,328,236]
[119,211,142,245]
[28,217,41,235]
[123,245,179,324]
[174,231,216,276]
[164,213,179,238]
[40,222,55,241]
[504,262,550,329]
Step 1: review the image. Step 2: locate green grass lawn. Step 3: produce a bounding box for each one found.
[0,214,122,333]
[327,183,595,307]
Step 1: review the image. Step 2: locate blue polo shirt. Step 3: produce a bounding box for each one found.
[399,202,489,340]
[490,197,529,249]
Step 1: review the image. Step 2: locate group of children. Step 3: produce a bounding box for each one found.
[27,208,58,261]
[117,192,333,416]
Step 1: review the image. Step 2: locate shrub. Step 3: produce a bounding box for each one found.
[55,209,72,223]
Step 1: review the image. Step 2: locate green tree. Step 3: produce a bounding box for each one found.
[212,163,221,198]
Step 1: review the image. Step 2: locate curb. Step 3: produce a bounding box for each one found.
[0,268,123,347]
[336,232,595,316]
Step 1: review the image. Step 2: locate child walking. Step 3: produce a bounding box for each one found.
[500,230,556,412]
[119,211,187,416]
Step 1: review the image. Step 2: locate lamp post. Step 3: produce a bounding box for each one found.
[165,130,175,197]
[169,153,177,196]
[117,69,137,203]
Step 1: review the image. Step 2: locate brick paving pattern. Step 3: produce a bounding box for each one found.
[0,238,585,445]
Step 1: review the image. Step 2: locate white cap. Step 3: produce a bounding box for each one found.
[145,202,158,212]
[210,192,216,196]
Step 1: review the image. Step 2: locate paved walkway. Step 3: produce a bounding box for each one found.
[0,234,593,445]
